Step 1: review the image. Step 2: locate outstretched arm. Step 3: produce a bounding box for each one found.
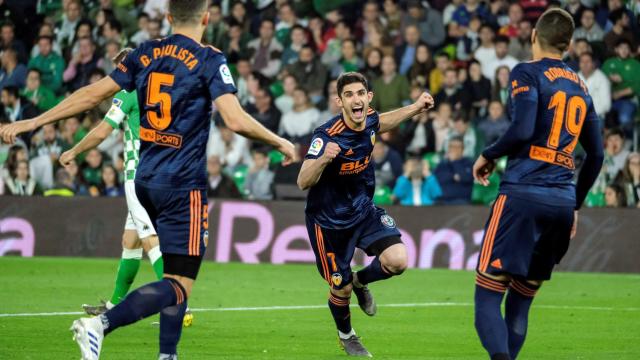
[378,92,434,133]
[59,121,115,166]
[215,93,298,165]
[0,76,121,143]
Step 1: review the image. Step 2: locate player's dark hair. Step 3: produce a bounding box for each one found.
[336,72,369,98]
[169,0,209,25]
[535,8,575,53]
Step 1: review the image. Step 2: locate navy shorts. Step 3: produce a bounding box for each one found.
[135,184,208,257]
[306,207,401,289]
[477,194,574,281]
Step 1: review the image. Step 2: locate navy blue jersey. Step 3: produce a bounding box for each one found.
[305,109,380,229]
[482,58,603,208]
[109,34,237,190]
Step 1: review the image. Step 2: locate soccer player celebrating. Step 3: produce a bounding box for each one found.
[0,0,297,359]
[472,9,604,360]
[298,72,434,357]
[58,48,197,326]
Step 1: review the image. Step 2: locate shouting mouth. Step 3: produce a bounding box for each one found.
[352,105,364,118]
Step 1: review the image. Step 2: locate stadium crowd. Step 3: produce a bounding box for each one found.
[0,0,638,208]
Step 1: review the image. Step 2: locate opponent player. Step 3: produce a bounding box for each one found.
[298,72,433,357]
[472,9,604,360]
[0,0,297,358]
[58,48,197,326]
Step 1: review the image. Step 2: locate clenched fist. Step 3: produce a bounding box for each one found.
[321,142,341,163]
[414,92,435,113]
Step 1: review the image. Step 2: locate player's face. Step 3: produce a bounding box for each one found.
[338,82,373,124]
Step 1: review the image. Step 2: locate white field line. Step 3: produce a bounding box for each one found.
[0,302,638,318]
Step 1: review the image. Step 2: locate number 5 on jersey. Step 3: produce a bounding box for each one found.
[146,72,174,131]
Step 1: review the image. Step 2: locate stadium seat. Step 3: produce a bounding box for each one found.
[373,186,394,205]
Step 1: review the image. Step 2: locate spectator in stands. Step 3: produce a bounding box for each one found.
[357,1,384,45]
[3,159,40,196]
[363,13,393,57]
[203,4,225,49]
[55,0,82,51]
[322,20,353,66]
[222,19,250,64]
[59,116,87,148]
[564,0,586,25]
[331,39,363,78]
[508,20,533,61]
[234,57,252,106]
[616,152,640,207]
[429,52,451,95]
[519,0,548,23]
[31,123,69,163]
[603,9,635,55]
[275,74,296,114]
[279,87,320,145]
[578,52,611,122]
[499,3,524,38]
[319,79,341,120]
[206,155,242,199]
[100,40,121,75]
[207,124,251,170]
[245,149,275,200]
[432,102,453,153]
[99,19,124,50]
[2,86,39,124]
[248,19,283,79]
[281,25,307,66]
[285,45,327,103]
[275,3,301,47]
[246,87,281,136]
[22,69,58,113]
[383,0,403,41]
[393,157,441,206]
[402,85,436,157]
[30,24,63,59]
[81,148,104,190]
[605,183,627,208]
[27,36,65,94]
[602,39,640,136]
[100,164,123,197]
[456,16,481,61]
[408,44,434,88]
[44,167,75,197]
[603,128,630,182]
[130,12,151,46]
[2,144,27,181]
[62,158,88,196]
[573,7,604,42]
[478,100,509,146]
[0,23,27,64]
[434,68,463,111]
[362,47,383,81]
[371,55,410,113]
[475,24,497,80]
[565,37,591,71]
[403,0,445,49]
[89,0,135,36]
[461,60,491,119]
[372,140,404,189]
[396,24,422,75]
[434,136,474,204]
[0,48,27,90]
[147,18,163,41]
[484,35,518,83]
[444,112,477,159]
[63,37,103,92]
[491,65,511,106]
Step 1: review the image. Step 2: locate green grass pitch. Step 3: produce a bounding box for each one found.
[0,257,638,359]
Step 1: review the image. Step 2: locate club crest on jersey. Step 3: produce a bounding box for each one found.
[331,273,343,286]
[308,137,324,156]
[219,64,235,85]
[370,130,376,145]
[380,215,396,228]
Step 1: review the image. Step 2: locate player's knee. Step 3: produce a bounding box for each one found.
[331,283,352,298]
[509,276,542,298]
[379,243,408,275]
[165,274,193,299]
[140,235,159,252]
[122,230,141,249]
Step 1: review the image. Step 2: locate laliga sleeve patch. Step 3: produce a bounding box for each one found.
[307,137,324,156]
[112,98,123,108]
[219,64,235,85]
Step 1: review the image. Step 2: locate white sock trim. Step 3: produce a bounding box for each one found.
[105,301,115,310]
[121,248,143,259]
[148,246,162,264]
[338,328,356,339]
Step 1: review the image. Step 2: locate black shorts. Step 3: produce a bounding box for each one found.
[476,194,574,280]
[163,252,203,280]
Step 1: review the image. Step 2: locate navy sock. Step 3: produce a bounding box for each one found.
[505,279,539,359]
[160,300,188,355]
[102,278,186,336]
[328,292,351,334]
[355,258,392,285]
[474,273,510,359]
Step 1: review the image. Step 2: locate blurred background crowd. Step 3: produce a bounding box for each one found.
[0,0,638,208]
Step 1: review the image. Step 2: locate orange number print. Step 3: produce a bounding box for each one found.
[327,252,338,272]
[146,72,175,131]
[546,90,587,153]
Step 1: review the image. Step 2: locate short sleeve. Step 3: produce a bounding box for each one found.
[104,92,127,129]
[204,53,238,100]
[109,47,140,92]
[367,108,380,132]
[304,130,331,160]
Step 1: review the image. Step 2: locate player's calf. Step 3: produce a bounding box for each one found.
[505,278,541,359]
[474,271,512,360]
